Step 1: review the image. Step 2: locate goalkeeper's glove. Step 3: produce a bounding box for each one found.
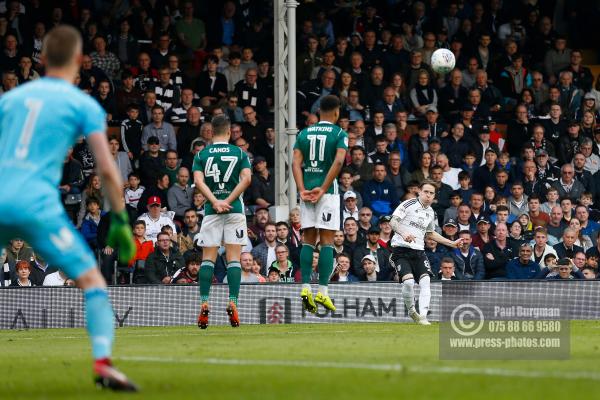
[106,210,136,264]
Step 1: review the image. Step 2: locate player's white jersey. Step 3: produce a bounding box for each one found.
[390,198,436,250]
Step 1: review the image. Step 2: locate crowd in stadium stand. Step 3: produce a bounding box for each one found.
[2,0,600,287]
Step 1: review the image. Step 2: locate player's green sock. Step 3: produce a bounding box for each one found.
[199,260,215,303]
[226,261,242,306]
[317,245,335,292]
[300,244,315,285]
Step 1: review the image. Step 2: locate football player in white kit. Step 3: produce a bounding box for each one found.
[389,180,464,325]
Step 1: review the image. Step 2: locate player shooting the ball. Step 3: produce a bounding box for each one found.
[389,180,465,325]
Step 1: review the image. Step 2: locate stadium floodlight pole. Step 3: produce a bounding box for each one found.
[286,0,299,210]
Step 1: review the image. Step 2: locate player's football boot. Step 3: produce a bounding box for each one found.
[226,301,240,327]
[197,302,210,329]
[300,288,317,314]
[417,316,432,326]
[314,292,336,312]
[408,307,421,323]
[93,358,139,392]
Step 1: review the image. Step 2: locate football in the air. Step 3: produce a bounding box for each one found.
[430,48,456,74]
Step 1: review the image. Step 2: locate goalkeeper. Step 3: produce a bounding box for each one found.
[0,26,137,391]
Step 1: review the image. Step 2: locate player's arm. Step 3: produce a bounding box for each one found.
[193,170,230,213]
[223,167,252,206]
[311,147,347,202]
[389,213,414,242]
[426,230,463,248]
[292,149,311,202]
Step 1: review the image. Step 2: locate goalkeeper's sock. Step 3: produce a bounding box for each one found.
[402,278,416,311]
[300,244,315,284]
[199,260,215,303]
[317,245,335,290]
[418,275,431,318]
[84,288,114,360]
[226,261,242,306]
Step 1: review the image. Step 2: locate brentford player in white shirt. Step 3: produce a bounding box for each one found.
[389,180,464,325]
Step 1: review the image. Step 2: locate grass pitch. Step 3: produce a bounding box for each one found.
[1,322,600,399]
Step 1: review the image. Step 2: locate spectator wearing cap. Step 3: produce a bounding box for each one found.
[506,243,541,280]
[248,156,274,208]
[377,215,393,248]
[423,105,448,139]
[358,254,390,282]
[546,258,584,279]
[472,148,499,192]
[138,195,177,244]
[353,225,392,280]
[248,207,272,246]
[442,218,459,242]
[450,230,485,280]
[472,122,501,167]
[362,163,399,220]
[472,215,493,251]
[342,191,360,223]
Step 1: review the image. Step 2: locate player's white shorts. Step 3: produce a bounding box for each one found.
[300,193,340,230]
[195,213,247,247]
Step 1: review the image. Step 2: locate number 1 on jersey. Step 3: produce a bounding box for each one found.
[307,134,326,161]
[15,99,43,160]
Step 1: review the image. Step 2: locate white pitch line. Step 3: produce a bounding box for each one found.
[3,329,395,341]
[117,356,600,382]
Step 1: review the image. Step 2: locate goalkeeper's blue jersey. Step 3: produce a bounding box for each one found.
[0,77,106,204]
